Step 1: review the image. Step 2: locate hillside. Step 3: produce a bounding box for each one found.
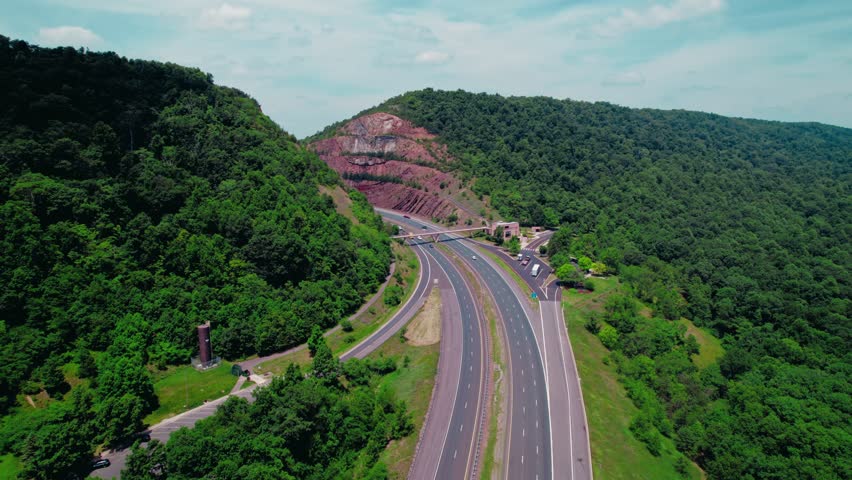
[0,37,392,477]
[308,112,490,225]
[320,89,852,479]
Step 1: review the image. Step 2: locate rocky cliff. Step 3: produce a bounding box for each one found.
[311,112,481,223]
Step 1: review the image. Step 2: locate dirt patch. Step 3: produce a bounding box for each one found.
[405,287,441,346]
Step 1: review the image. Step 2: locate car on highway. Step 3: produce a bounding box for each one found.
[517,253,523,261]
[471,255,477,260]
[403,215,410,218]
[421,225,428,230]
[522,256,531,265]
[90,458,111,470]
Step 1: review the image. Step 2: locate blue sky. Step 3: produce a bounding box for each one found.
[2,0,851,137]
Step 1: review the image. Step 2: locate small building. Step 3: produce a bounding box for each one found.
[489,221,520,239]
[529,226,543,233]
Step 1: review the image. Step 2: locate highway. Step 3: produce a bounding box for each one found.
[478,238,593,480]
[376,219,489,480]
[380,209,553,480]
[388,221,489,480]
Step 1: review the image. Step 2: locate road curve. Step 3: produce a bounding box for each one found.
[387,219,490,480]
[380,209,552,480]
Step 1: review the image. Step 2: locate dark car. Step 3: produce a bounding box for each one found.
[421,225,428,230]
[91,458,111,469]
[138,432,151,442]
[403,215,410,219]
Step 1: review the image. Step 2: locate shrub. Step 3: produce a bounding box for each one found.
[340,319,354,332]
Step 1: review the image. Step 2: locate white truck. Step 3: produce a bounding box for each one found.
[531,264,541,277]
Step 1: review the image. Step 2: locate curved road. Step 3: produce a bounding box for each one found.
[387,220,489,480]
[381,209,553,480]
[385,210,594,480]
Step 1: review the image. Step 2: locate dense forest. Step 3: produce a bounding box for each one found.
[0,37,391,477]
[346,89,851,479]
[123,336,412,480]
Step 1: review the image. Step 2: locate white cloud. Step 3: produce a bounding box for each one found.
[415,50,451,65]
[596,0,725,37]
[602,71,645,86]
[199,3,252,30]
[37,26,102,47]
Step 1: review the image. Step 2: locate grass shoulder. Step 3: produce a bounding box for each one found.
[563,276,700,480]
[372,306,440,478]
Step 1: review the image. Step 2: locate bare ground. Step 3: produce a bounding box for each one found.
[405,286,441,346]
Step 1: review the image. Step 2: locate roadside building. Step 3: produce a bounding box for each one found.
[488,221,520,239]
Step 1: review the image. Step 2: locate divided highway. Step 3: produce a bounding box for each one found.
[381,209,552,480]
[387,218,489,480]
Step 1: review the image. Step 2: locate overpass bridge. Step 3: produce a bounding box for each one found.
[392,226,488,242]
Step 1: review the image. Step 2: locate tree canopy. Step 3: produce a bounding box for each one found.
[0,37,391,475]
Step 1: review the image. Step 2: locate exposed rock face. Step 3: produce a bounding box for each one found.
[311,112,475,222]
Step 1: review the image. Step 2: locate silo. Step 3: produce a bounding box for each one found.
[197,323,212,364]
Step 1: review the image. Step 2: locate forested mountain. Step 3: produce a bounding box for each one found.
[0,37,391,477]
[333,89,852,479]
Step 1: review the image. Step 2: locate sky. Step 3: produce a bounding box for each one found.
[2,0,851,137]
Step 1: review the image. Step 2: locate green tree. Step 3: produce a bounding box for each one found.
[556,263,583,286]
[311,338,339,383]
[507,236,521,255]
[598,325,619,350]
[307,325,324,357]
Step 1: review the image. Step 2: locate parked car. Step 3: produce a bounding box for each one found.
[91,458,111,470]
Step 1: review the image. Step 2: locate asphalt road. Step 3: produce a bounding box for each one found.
[388,219,489,480]
[478,240,593,480]
[380,209,552,480]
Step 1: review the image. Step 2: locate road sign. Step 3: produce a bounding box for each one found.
[531,292,538,299]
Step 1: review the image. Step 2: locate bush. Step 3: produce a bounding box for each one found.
[598,325,619,350]
[584,315,601,334]
[630,412,663,456]
[340,319,354,332]
[583,278,597,291]
[383,284,403,306]
[539,245,548,255]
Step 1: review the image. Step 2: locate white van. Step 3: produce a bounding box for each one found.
[531,264,541,277]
